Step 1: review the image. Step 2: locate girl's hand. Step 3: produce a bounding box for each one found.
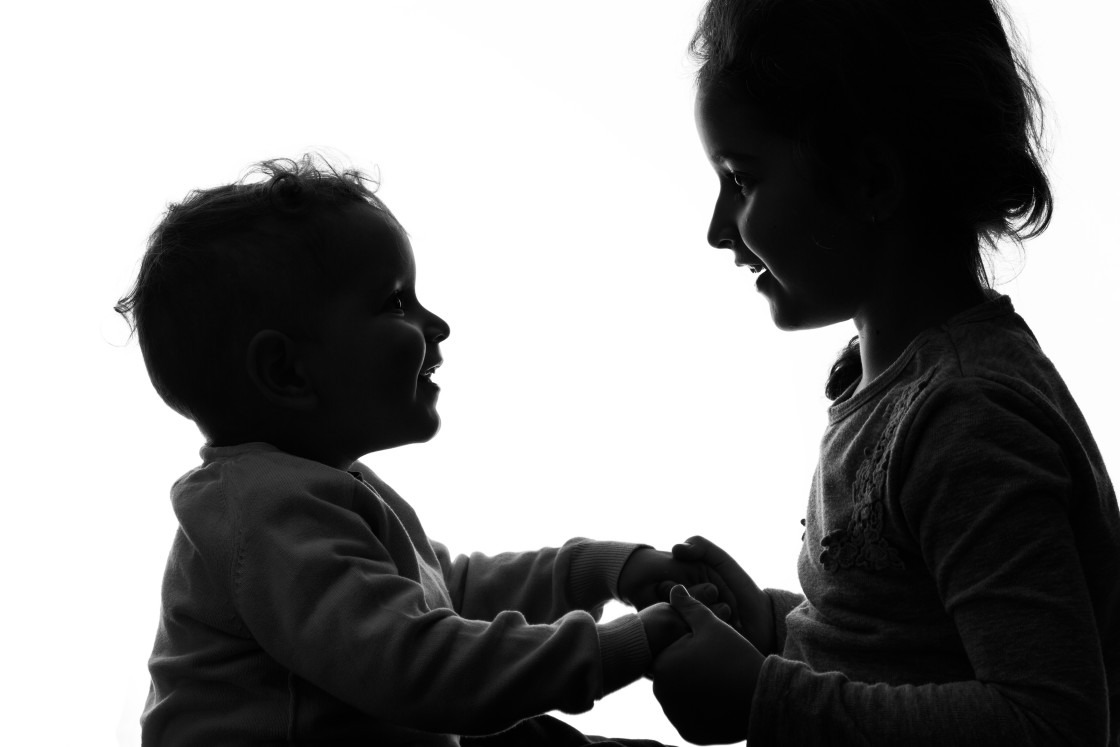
[651,586,764,745]
[636,601,689,664]
[618,548,730,620]
[672,535,776,653]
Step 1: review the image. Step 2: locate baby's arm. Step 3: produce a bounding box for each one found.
[617,545,731,616]
[435,539,635,623]
[232,496,652,737]
[437,540,727,624]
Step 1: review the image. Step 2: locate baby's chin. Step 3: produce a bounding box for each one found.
[365,415,443,453]
[418,419,442,442]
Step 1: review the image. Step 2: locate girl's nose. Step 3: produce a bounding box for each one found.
[707,197,739,250]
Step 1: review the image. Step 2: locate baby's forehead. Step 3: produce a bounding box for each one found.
[329,203,413,278]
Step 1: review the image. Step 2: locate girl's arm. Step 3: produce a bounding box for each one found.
[655,380,1110,745]
[764,587,805,653]
[748,381,1109,745]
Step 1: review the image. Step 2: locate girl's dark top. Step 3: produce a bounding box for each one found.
[753,295,1118,746]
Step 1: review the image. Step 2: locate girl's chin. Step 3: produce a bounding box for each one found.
[763,287,846,332]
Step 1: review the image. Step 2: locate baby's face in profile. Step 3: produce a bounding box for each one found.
[303,204,451,459]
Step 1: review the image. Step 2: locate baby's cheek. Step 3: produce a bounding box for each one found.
[381,327,428,380]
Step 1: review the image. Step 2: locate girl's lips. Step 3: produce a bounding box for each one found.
[734,259,766,274]
[418,359,442,391]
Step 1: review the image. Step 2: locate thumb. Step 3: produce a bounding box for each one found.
[671,538,701,560]
[669,584,715,629]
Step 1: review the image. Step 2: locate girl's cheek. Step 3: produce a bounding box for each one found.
[739,206,770,250]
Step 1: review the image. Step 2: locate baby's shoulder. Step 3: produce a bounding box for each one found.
[172,446,372,539]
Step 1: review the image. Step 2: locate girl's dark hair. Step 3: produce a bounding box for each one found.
[690,0,1052,399]
[115,155,398,426]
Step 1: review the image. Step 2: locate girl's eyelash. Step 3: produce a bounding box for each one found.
[732,172,757,193]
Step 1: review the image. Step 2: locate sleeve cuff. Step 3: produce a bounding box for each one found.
[763,588,806,654]
[596,613,650,695]
[568,540,647,608]
[748,654,789,744]
[748,654,843,746]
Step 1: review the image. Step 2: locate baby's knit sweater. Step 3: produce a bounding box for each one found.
[749,296,1119,745]
[141,444,650,746]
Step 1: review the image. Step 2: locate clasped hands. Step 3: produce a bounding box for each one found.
[617,536,769,745]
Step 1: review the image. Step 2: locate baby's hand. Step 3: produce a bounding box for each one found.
[636,601,688,664]
[651,586,764,745]
[618,547,731,620]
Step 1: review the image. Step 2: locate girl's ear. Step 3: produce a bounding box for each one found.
[245,329,318,411]
[855,137,906,224]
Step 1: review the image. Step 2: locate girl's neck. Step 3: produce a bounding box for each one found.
[853,244,987,393]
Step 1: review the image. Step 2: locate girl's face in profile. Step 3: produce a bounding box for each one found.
[695,87,875,331]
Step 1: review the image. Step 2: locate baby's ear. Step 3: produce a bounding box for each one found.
[245,329,317,411]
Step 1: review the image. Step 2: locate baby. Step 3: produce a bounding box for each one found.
[118,156,725,746]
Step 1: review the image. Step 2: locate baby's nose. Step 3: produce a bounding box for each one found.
[426,311,450,342]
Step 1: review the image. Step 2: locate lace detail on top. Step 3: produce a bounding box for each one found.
[820,373,934,573]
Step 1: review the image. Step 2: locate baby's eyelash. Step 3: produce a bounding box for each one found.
[383,291,405,314]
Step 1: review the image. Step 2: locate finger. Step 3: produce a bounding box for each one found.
[712,603,732,621]
[668,584,717,628]
[681,538,756,600]
[703,570,742,627]
[671,535,710,558]
[687,582,719,604]
[681,535,727,563]
[671,544,694,561]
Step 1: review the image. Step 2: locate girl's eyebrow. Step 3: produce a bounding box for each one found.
[712,150,762,166]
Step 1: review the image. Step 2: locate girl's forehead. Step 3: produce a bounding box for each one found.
[696,89,779,160]
[696,87,764,133]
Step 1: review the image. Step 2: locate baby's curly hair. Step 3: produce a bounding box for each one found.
[116,154,400,427]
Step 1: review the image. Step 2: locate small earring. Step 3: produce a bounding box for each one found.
[869,213,878,227]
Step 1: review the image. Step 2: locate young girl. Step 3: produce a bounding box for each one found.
[648,0,1119,744]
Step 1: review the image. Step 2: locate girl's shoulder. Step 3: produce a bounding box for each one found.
[832,295,1097,475]
[829,295,1054,424]
[911,295,1080,427]
[887,300,1109,493]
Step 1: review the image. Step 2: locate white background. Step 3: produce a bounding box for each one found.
[2,1,1116,744]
